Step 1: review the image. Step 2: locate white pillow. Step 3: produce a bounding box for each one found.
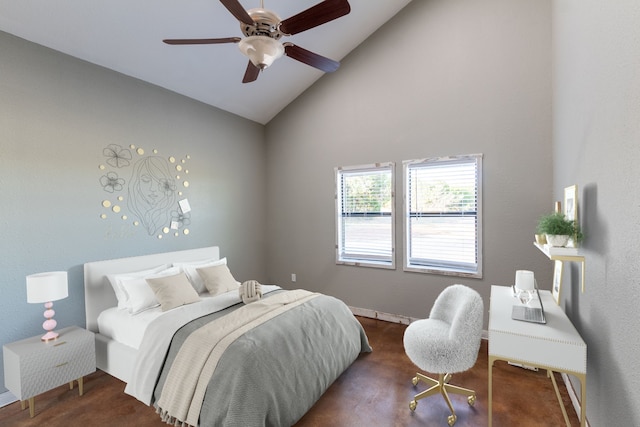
[106,264,169,310]
[173,257,227,294]
[146,271,201,312]
[119,276,159,315]
[119,266,180,314]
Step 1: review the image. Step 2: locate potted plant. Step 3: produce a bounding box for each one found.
[536,212,583,247]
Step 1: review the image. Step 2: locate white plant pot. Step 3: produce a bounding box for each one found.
[545,234,569,247]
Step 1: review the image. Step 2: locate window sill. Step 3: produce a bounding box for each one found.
[403,265,481,278]
[337,260,396,270]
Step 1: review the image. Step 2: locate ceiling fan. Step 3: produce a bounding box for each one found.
[163,0,351,83]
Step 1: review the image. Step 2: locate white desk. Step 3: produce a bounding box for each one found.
[488,285,586,426]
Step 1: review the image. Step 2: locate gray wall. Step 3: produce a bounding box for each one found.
[553,0,640,425]
[0,31,267,394]
[265,0,553,326]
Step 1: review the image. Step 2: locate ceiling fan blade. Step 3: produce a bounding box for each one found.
[219,0,255,26]
[242,61,261,83]
[284,44,339,73]
[280,0,351,36]
[163,37,241,45]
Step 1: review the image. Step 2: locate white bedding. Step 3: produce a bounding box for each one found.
[97,286,282,351]
[97,306,165,349]
[85,246,225,383]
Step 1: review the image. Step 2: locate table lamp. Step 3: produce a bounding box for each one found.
[26,271,68,341]
[514,270,536,305]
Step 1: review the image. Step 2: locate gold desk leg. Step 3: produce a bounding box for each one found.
[20,400,26,410]
[488,355,495,427]
[28,397,34,418]
[548,370,570,427]
[69,380,74,390]
[579,373,587,427]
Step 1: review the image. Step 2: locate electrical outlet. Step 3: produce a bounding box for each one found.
[291,273,296,282]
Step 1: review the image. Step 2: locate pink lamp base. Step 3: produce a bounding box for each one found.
[41,330,59,341]
[41,302,59,341]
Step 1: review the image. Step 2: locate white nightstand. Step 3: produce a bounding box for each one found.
[3,325,96,418]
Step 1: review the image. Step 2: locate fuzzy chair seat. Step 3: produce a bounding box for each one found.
[403,284,484,426]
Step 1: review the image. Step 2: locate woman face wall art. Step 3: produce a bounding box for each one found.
[128,156,177,235]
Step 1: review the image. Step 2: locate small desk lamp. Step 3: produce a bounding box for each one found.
[26,271,68,341]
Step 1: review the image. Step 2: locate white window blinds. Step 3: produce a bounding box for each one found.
[404,154,482,277]
[335,163,395,268]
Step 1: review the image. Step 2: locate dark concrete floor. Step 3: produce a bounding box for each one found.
[0,316,580,426]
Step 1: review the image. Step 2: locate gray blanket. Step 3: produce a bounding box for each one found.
[153,291,371,426]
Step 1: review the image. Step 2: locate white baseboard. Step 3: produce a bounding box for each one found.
[349,306,418,325]
[561,372,590,427]
[508,362,539,371]
[0,391,17,408]
[349,306,489,340]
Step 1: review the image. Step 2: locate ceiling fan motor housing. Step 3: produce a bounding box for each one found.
[241,8,284,39]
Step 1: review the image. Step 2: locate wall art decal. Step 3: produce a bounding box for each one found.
[178,199,191,213]
[128,156,177,235]
[98,144,193,239]
[100,172,125,193]
[104,144,132,168]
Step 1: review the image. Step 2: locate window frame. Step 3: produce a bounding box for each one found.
[403,154,483,278]
[335,162,395,269]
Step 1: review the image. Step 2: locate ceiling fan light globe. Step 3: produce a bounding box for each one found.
[238,35,284,70]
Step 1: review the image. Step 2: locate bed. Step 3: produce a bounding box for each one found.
[84,246,371,426]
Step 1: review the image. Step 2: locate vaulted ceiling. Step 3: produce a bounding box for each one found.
[0,1,412,124]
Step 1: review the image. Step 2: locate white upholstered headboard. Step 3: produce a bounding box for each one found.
[83,246,220,333]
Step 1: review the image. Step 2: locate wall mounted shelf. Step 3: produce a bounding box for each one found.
[534,242,585,292]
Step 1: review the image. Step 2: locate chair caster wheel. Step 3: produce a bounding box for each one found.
[447,414,457,426]
[412,376,419,386]
[409,400,417,411]
[468,394,476,406]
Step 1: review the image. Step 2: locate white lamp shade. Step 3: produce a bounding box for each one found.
[238,35,284,70]
[514,270,535,291]
[26,271,69,303]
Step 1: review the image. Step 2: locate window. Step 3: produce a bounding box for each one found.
[404,154,482,277]
[335,163,395,268]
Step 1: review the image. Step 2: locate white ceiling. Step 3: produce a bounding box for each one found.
[0,0,412,124]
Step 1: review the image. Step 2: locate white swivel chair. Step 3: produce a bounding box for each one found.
[403,284,484,426]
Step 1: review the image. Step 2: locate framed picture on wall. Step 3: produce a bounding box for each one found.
[564,185,578,247]
[552,260,564,304]
[564,185,578,221]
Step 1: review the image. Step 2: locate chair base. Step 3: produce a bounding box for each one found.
[409,372,476,426]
